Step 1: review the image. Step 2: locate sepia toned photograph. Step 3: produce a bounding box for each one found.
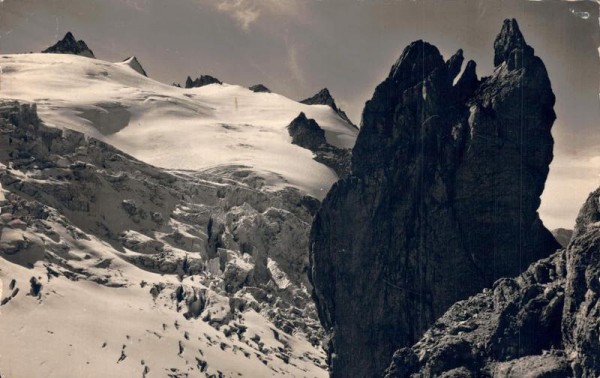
[0,0,598,377]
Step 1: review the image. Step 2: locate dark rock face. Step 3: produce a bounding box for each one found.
[313,147,352,179]
[562,187,600,377]
[42,32,95,58]
[185,75,222,88]
[301,88,357,128]
[309,19,560,377]
[287,112,327,151]
[249,84,271,93]
[384,187,600,378]
[287,113,352,178]
[385,249,570,377]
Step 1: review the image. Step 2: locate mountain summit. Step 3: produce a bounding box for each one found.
[309,19,559,377]
[120,56,147,77]
[42,31,95,58]
[301,88,357,128]
[185,75,222,88]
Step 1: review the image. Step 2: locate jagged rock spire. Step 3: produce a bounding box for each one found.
[42,32,95,58]
[184,75,222,88]
[309,18,558,378]
[493,18,534,69]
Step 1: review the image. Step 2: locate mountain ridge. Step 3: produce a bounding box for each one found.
[42,31,95,58]
[309,18,560,377]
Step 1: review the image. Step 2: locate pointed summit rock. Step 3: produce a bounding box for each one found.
[494,18,535,69]
[287,112,326,151]
[42,32,95,58]
[185,75,222,88]
[301,88,357,128]
[301,88,336,107]
[121,56,147,77]
[454,60,480,103]
[309,19,559,377]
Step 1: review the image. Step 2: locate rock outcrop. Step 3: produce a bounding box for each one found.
[121,56,147,77]
[562,187,600,377]
[249,84,271,93]
[185,75,222,88]
[287,112,327,151]
[309,19,560,377]
[42,32,95,58]
[301,88,356,128]
[287,113,352,178]
[384,187,600,377]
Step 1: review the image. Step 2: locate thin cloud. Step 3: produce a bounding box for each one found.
[216,0,260,31]
[285,41,306,91]
[212,0,304,31]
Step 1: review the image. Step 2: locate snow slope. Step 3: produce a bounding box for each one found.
[0,226,325,378]
[0,53,357,199]
[0,101,328,377]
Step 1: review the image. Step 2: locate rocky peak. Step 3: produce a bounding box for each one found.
[454,60,480,103]
[42,32,95,58]
[309,19,559,377]
[445,48,464,82]
[185,75,222,88]
[287,112,326,151]
[286,113,352,178]
[121,56,147,77]
[493,18,535,69]
[301,88,336,108]
[388,40,444,85]
[301,88,357,129]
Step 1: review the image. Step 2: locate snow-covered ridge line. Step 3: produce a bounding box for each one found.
[0,53,357,199]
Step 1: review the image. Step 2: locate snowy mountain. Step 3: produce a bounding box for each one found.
[0,100,327,378]
[0,46,356,378]
[0,53,357,199]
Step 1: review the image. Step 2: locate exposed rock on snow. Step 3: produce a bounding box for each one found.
[42,31,95,58]
[288,112,327,151]
[385,186,600,377]
[185,75,223,88]
[301,88,356,128]
[119,56,148,77]
[309,18,560,377]
[249,84,271,93]
[0,101,327,377]
[287,112,352,178]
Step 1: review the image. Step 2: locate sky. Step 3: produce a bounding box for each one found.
[0,0,598,229]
